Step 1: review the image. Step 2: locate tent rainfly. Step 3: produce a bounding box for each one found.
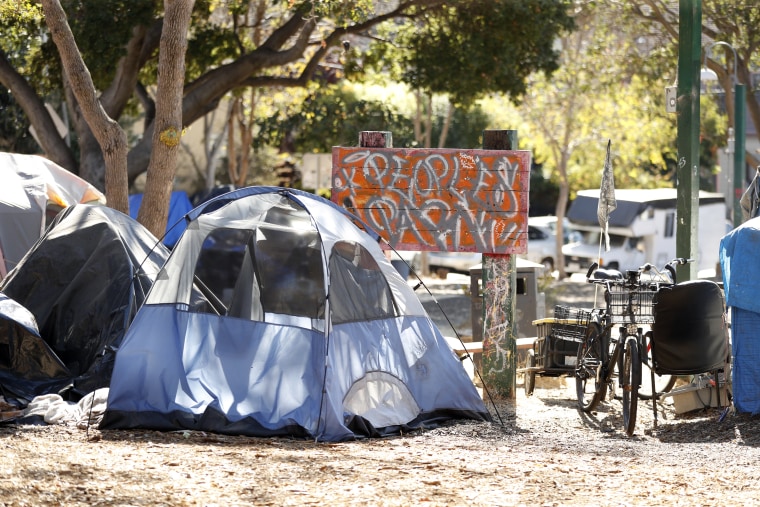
[0,152,106,277]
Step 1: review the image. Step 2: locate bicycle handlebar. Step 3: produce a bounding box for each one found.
[586,258,695,286]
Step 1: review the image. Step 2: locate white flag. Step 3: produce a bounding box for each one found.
[597,140,616,252]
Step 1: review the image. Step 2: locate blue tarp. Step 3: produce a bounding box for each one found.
[129,191,193,247]
[731,307,760,414]
[720,217,760,414]
[719,216,760,314]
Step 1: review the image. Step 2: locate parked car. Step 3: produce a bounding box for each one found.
[424,251,482,277]
[395,251,480,279]
[521,216,582,275]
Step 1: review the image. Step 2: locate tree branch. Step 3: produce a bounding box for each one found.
[100,24,148,118]
[40,0,129,213]
[0,49,77,171]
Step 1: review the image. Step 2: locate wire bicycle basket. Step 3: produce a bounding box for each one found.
[550,305,592,342]
[605,286,656,325]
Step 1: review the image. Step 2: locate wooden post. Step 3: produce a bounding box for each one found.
[481,130,519,402]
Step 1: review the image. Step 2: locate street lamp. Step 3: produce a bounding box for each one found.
[701,41,746,228]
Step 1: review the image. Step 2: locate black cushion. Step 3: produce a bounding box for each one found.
[651,280,728,375]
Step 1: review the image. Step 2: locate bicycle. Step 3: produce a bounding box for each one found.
[574,259,688,436]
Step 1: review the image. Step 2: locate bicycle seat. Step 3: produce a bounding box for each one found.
[589,268,623,280]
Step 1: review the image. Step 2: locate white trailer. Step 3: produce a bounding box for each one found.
[562,188,728,276]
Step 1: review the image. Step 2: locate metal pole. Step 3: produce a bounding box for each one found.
[734,83,746,227]
[675,0,701,282]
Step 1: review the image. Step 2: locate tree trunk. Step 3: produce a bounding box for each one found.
[424,94,433,148]
[63,79,107,190]
[193,107,228,191]
[40,0,129,214]
[227,98,240,185]
[438,100,453,148]
[555,167,570,278]
[413,89,423,144]
[137,0,196,239]
[235,88,257,186]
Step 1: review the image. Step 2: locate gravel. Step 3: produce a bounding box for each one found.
[2,275,758,506]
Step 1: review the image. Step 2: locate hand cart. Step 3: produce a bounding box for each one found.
[523,305,591,396]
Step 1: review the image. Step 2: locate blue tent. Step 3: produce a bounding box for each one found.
[102,187,489,441]
[128,191,193,247]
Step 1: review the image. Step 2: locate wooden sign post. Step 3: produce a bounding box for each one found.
[332,130,530,399]
[481,130,519,401]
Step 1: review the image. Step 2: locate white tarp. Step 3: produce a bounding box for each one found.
[0,153,105,276]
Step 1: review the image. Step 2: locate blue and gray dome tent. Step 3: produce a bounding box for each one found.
[101,187,489,441]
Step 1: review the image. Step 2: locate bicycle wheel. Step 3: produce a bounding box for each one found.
[638,332,676,400]
[621,336,641,436]
[524,350,536,397]
[575,322,607,412]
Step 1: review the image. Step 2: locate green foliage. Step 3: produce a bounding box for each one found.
[0,1,45,80]
[254,80,494,152]
[528,160,560,216]
[62,0,155,89]
[628,0,760,187]
[438,105,491,149]
[0,87,38,154]
[0,0,42,32]
[0,0,154,93]
[309,0,375,26]
[185,25,240,82]
[255,84,416,152]
[398,0,575,106]
[500,2,680,201]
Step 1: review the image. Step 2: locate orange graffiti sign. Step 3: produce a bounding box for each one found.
[331,147,530,254]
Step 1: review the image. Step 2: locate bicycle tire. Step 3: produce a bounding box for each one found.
[525,350,536,397]
[575,322,607,412]
[622,336,641,436]
[638,332,676,399]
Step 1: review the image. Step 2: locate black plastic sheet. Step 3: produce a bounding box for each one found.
[0,205,169,402]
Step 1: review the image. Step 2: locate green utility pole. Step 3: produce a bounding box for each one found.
[675,0,701,282]
[734,83,746,227]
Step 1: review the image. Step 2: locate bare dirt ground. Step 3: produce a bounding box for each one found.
[2,276,759,506]
[3,384,759,506]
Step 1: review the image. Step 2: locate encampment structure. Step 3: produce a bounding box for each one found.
[0,204,169,401]
[101,187,489,441]
[0,152,106,277]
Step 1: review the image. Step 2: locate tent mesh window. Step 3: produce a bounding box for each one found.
[193,228,255,316]
[192,225,326,320]
[329,241,396,324]
[254,224,325,318]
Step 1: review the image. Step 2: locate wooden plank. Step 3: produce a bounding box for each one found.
[444,337,484,355]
